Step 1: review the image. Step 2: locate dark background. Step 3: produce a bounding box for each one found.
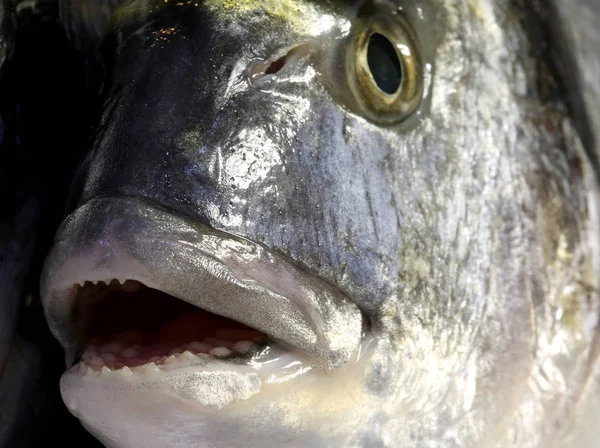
[2,2,102,446]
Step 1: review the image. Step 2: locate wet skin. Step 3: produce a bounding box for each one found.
[39,0,600,447]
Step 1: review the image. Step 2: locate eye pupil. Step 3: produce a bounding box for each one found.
[366,33,402,95]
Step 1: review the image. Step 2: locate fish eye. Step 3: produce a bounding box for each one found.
[367,33,402,95]
[347,11,423,124]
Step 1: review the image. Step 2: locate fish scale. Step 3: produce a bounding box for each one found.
[1,0,599,447]
[37,0,600,446]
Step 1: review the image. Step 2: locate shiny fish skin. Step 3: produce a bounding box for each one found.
[36,0,600,447]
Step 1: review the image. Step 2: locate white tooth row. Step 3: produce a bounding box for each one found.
[79,339,257,376]
[86,339,255,360]
[75,353,193,378]
[76,278,140,288]
[75,345,254,378]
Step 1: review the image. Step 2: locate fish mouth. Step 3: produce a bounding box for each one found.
[40,197,363,408]
[65,280,277,369]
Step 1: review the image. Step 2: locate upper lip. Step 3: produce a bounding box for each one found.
[40,196,363,370]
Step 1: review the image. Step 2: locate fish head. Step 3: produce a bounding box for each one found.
[41,0,600,446]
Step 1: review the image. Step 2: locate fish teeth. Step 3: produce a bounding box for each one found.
[233,340,254,354]
[119,366,133,377]
[165,355,177,364]
[101,366,111,376]
[144,362,160,377]
[209,347,231,357]
[180,350,197,361]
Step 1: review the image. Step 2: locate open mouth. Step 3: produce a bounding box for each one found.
[73,280,268,372]
[41,197,363,405]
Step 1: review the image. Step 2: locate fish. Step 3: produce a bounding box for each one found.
[39,0,600,446]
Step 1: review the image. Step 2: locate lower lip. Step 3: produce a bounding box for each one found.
[62,340,315,411]
[61,279,322,410]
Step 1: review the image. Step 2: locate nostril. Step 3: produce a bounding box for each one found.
[248,56,287,84]
[248,43,314,84]
[264,55,287,75]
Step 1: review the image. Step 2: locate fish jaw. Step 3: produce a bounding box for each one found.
[58,339,383,448]
[40,196,363,412]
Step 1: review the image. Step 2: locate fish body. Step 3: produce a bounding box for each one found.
[39,0,600,447]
